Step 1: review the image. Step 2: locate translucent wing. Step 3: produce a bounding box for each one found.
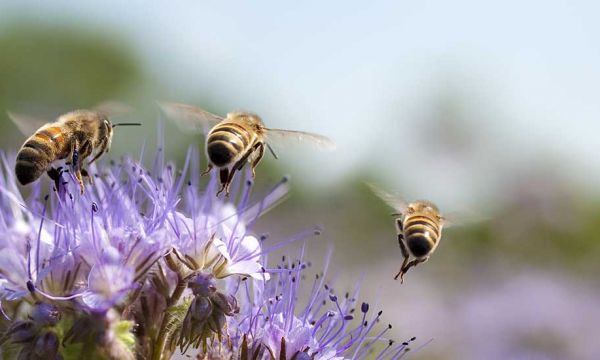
[264,128,336,150]
[7,112,49,137]
[366,183,408,214]
[93,100,134,117]
[442,210,489,228]
[158,101,224,132]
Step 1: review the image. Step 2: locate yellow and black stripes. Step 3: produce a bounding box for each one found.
[15,126,64,185]
[402,214,440,258]
[206,122,252,167]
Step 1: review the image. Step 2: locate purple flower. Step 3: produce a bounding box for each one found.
[0,145,289,358]
[167,205,270,280]
[207,248,416,360]
[0,137,415,360]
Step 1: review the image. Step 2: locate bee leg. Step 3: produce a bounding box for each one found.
[220,144,261,196]
[81,168,93,186]
[201,164,213,176]
[216,168,229,197]
[47,167,62,181]
[394,239,410,282]
[250,143,265,178]
[88,138,108,164]
[231,142,260,179]
[395,219,404,246]
[68,140,85,194]
[398,257,429,284]
[74,169,85,194]
[47,167,64,190]
[70,143,80,172]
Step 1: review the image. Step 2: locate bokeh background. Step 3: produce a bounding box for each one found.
[1,1,600,359]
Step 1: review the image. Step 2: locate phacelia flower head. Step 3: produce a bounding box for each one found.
[0,133,417,359]
[0,144,289,359]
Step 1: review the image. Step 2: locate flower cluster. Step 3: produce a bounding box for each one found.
[0,145,414,359]
[226,250,417,360]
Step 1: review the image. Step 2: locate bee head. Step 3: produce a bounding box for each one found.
[408,200,442,219]
[94,114,114,153]
[102,117,113,136]
[246,114,264,129]
[229,112,265,132]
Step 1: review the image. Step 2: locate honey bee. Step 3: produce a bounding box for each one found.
[368,184,447,284]
[10,110,140,193]
[159,102,335,196]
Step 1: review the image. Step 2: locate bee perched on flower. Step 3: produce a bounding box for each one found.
[0,145,289,359]
[0,135,418,359]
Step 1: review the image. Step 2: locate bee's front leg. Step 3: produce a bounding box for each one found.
[250,143,265,178]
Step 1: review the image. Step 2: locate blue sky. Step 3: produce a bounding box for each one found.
[2,0,600,208]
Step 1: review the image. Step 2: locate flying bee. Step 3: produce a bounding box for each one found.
[368,184,448,284]
[10,109,140,194]
[159,102,335,196]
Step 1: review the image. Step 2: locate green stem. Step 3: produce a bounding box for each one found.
[152,275,188,360]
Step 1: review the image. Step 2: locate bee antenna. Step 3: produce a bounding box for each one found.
[266,143,279,160]
[112,122,142,128]
[390,212,401,217]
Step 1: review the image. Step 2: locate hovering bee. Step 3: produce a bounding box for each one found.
[368,184,447,284]
[160,102,335,196]
[10,109,140,193]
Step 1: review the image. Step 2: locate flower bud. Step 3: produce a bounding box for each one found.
[30,302,60,327]
[33,331,60,358]
[188,273,217,297]
[211,292,239,316]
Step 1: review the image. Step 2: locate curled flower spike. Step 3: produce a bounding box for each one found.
[0,302,62,360]
[176,272,240,352]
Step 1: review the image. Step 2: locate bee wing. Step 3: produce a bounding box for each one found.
[366,183,409,214]
[93,101,134,117]
[158,102,224,133]
[441,211,489,228]
[264,128,336,150]
[6,112,49,137]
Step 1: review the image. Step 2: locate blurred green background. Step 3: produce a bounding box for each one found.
[1,2,600,359]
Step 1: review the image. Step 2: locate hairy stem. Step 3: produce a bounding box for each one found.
[152,256,189,360]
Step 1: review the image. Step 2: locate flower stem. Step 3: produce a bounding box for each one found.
[152,271,188,360]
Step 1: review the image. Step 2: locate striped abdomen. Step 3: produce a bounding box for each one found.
[15,126,65,185]
[402,214,441,258]
[206,122,253,168]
